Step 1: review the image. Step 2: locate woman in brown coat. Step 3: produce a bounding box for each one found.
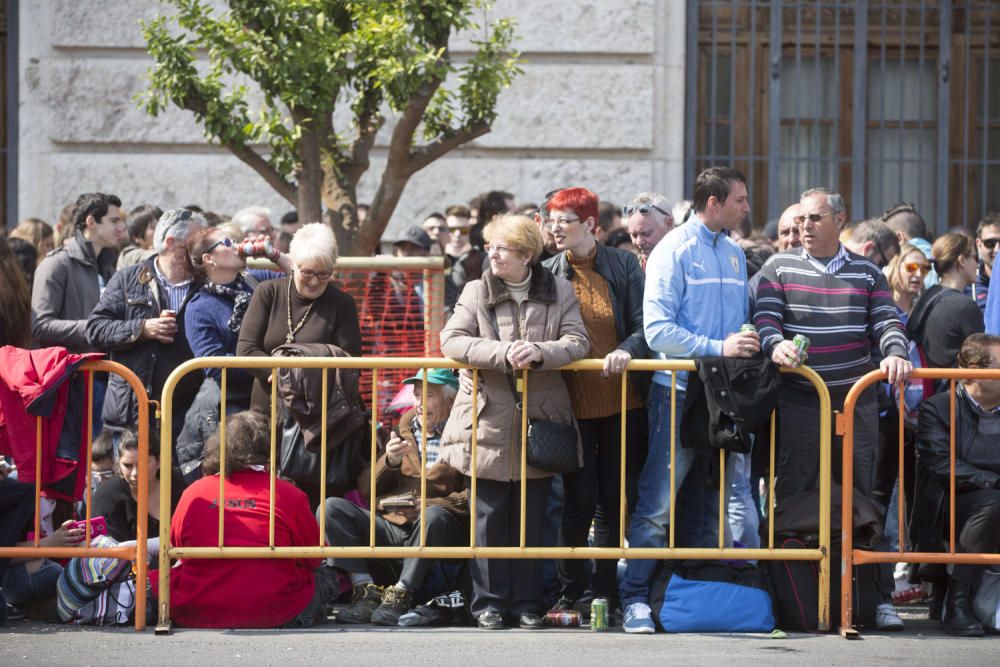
[438,214,589,630]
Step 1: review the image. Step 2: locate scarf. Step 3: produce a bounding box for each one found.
[200,277,253,333]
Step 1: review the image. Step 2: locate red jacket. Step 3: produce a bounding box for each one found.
[165,470,320,628]
[0,346,102,500]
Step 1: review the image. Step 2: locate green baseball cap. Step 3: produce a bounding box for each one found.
[402,368,459,390]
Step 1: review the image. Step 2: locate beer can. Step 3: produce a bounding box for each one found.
[792,334,810,361]
[160,309,176,318]
[544,610,581,627]
[739,324,756,334]
[590,598,609,631]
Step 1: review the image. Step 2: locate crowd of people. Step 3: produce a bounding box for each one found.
[0,169,998,636]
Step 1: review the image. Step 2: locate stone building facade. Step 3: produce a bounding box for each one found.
[14,0,686,239]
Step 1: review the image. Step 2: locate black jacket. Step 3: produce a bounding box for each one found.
[544,243,650,399]
[907,285,985,368]
[913,386,1000,553]
[681,356,781,454]
[85,255,202,433]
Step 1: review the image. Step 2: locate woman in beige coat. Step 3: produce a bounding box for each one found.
[438,214,589,630]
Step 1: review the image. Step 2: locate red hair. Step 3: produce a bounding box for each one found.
[547,187,599,227]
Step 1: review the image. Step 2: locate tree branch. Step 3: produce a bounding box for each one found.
[342,95,384,188]
[407,122,490,174]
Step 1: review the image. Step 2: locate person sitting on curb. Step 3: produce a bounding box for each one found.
[319,369,468,626]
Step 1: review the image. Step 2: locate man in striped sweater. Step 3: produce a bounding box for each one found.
[753,187,911,630]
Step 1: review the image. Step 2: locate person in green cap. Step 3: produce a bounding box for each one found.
[317,368,468,626]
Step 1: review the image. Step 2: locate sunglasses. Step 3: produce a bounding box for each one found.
[623,203,669,217]
[449,226,471,234]
[980,237,1000,250]
[904,262,930,275]
[793,212,835,225]
[206,236,235,253]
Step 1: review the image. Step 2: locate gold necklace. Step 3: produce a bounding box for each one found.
[285,278,316,344]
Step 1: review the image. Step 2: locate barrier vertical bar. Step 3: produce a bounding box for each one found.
[816,369,831,632]
[419,374,428,547]
[269,372,277,548]
[133,366,149,632]
[949,379,956,554]
[768,410,776,550]
[520,369,529,550]
[33,416,41,547]
[669,373,677,549]
[319,369,328,546]
[158,369,175,632]
[620,369,628,549]
[85,372,94,543]
[218,368,227,548]
[369,369,379,548]
[898,383,905,553]
[718,448,725,549]
[470,369,479,548]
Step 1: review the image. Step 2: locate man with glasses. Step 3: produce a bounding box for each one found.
[969,213,1000,312]
[86,209,206,464]
[444,204,487,315]
[753,187,911,631]
[620,167,758,634]
[842,218,900,270]
[624,193,674,271]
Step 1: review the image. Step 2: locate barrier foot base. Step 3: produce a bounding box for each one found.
[155,621,172,636]
[840,626,860,639]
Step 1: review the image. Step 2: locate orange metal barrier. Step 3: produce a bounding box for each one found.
[0,360,151,631]
[840,368,1000,638]
[156,356,832,634]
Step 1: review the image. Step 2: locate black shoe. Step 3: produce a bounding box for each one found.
[371,585,415,627]
[337,583,384,624]
[927,583,945,621]
[477,610,505,630]
[943,580,985,637]
[5,602,26,622]
[519,612,545,629]
[548,596,575,613]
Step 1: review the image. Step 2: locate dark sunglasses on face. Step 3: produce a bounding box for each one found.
[793,212,835,225]
[980,237,1000,250]
[206,236,235,253]
[904,262,930,275]
[623,203,669,217]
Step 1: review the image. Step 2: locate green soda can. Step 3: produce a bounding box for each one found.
[739,324,756,334]
[792,334,810,364]
[590,598,609,631]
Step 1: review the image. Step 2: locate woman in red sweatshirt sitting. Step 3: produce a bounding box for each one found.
[167,411,337,628]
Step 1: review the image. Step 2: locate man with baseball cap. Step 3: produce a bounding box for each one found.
[318,368,468,626]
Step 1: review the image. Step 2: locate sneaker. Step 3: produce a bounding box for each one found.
[548,596,576,613]
[476,610,505,630]
[371,585,414,626]
[875,602,904,631]
[622,602,655,634]
[337,582,384,624]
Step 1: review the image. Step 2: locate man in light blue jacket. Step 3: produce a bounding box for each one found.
[621,167,760,634]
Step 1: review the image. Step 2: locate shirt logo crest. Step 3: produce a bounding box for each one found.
[730,256,739,273]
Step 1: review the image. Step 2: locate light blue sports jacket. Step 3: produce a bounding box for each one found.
[643,214,748,389]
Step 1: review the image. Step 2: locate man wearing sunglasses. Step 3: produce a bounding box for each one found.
[444,204,487,315]
[970,213,1000,313]
[623,193,673,271]
[753,187,911,631]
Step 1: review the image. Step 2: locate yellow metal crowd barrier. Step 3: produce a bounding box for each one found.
[0,360,151,631]
[839,368,1000,638]
[155,357,832,634]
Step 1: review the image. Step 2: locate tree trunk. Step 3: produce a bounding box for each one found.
[323,171,364,255]
[293,110,326,227]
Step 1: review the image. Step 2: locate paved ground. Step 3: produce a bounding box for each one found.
[2,616,999,666]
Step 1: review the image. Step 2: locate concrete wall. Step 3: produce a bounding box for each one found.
[18,0,686,239]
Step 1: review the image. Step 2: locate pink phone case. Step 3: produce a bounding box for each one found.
[72,516,108,537]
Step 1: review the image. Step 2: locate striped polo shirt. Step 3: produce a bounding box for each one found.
[752,245,908,402]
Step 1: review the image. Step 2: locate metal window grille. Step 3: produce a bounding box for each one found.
[686,0,1000,234]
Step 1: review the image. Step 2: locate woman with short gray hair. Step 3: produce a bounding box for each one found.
[236,223,361,415]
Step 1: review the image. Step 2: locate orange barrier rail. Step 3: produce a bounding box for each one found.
[840,368,1000,638]
[0,360,151,631]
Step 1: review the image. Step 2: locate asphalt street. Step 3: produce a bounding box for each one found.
[2,617,999,666]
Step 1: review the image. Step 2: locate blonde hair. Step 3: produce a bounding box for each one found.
[289,222,338,270]
[10,218,54,252]
[931,232,975,276]
[886,243,926,299]
[483,214,544,263]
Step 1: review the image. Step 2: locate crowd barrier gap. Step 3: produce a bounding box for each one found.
[839,368,1000,639]
[0,360,151,631]
[155,356,832,635]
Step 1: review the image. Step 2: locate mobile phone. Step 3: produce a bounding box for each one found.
[72,516,108,537]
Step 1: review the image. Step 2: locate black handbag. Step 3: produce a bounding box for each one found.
[490,307,579,474]
[278,412,369,493]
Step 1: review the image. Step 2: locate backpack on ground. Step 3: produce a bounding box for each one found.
[649,560,774,633]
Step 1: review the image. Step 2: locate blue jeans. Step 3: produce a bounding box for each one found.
[620,383,695,606]
[2,559,63,606]
[728,451,760,549]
